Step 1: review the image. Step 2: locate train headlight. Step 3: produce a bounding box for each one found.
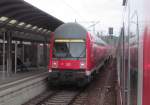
[49,69,52,73]
[52,61,58,68]
[80,61,86,68]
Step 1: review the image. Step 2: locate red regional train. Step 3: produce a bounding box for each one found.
[48,23,111,86]
[116,0,150,105]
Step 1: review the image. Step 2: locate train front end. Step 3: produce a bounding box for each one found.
[48,23,89,85]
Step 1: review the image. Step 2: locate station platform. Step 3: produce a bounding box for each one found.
[0,67,49,105]
[0,67,47,86]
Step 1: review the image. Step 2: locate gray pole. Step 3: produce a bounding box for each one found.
[22,44,24,63]
[43,43,48,67]
[15,41,18,74]
[2,31,6,77]
[6,31,12,76]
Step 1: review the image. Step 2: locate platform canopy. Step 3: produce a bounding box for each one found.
[0,0,64,42]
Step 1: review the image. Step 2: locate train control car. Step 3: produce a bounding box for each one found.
[48,23,111,86]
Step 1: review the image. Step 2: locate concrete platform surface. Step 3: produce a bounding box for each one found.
[0,67,47,86]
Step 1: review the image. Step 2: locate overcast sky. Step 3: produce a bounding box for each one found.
[24,0,123,35]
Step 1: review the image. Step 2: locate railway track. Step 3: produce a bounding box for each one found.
[70,91,88,105]
[24,87,87,105]
[40,90,80,105]
[24,90,58,105]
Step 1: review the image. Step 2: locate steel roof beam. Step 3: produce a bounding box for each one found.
[12,31,48,43]
[1,23,49,36]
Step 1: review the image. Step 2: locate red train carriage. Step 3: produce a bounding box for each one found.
[116,0,150,105]
[48,23,110,86]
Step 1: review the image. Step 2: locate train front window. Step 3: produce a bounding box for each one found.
[53,40,86,59]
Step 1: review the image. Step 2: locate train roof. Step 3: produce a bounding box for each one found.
[54,22,108,46]
[54,23,87,39]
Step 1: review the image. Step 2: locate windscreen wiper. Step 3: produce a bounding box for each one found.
[77,48,86,59]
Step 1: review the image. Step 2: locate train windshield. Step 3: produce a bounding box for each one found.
[53,40,86,59]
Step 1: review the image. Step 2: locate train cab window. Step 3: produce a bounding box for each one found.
[53,43,68,58]
[53,40,86,59]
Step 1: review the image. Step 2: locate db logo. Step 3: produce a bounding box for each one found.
[66,63,71,66]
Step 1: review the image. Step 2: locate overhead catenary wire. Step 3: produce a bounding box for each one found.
[60,0,86,21]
